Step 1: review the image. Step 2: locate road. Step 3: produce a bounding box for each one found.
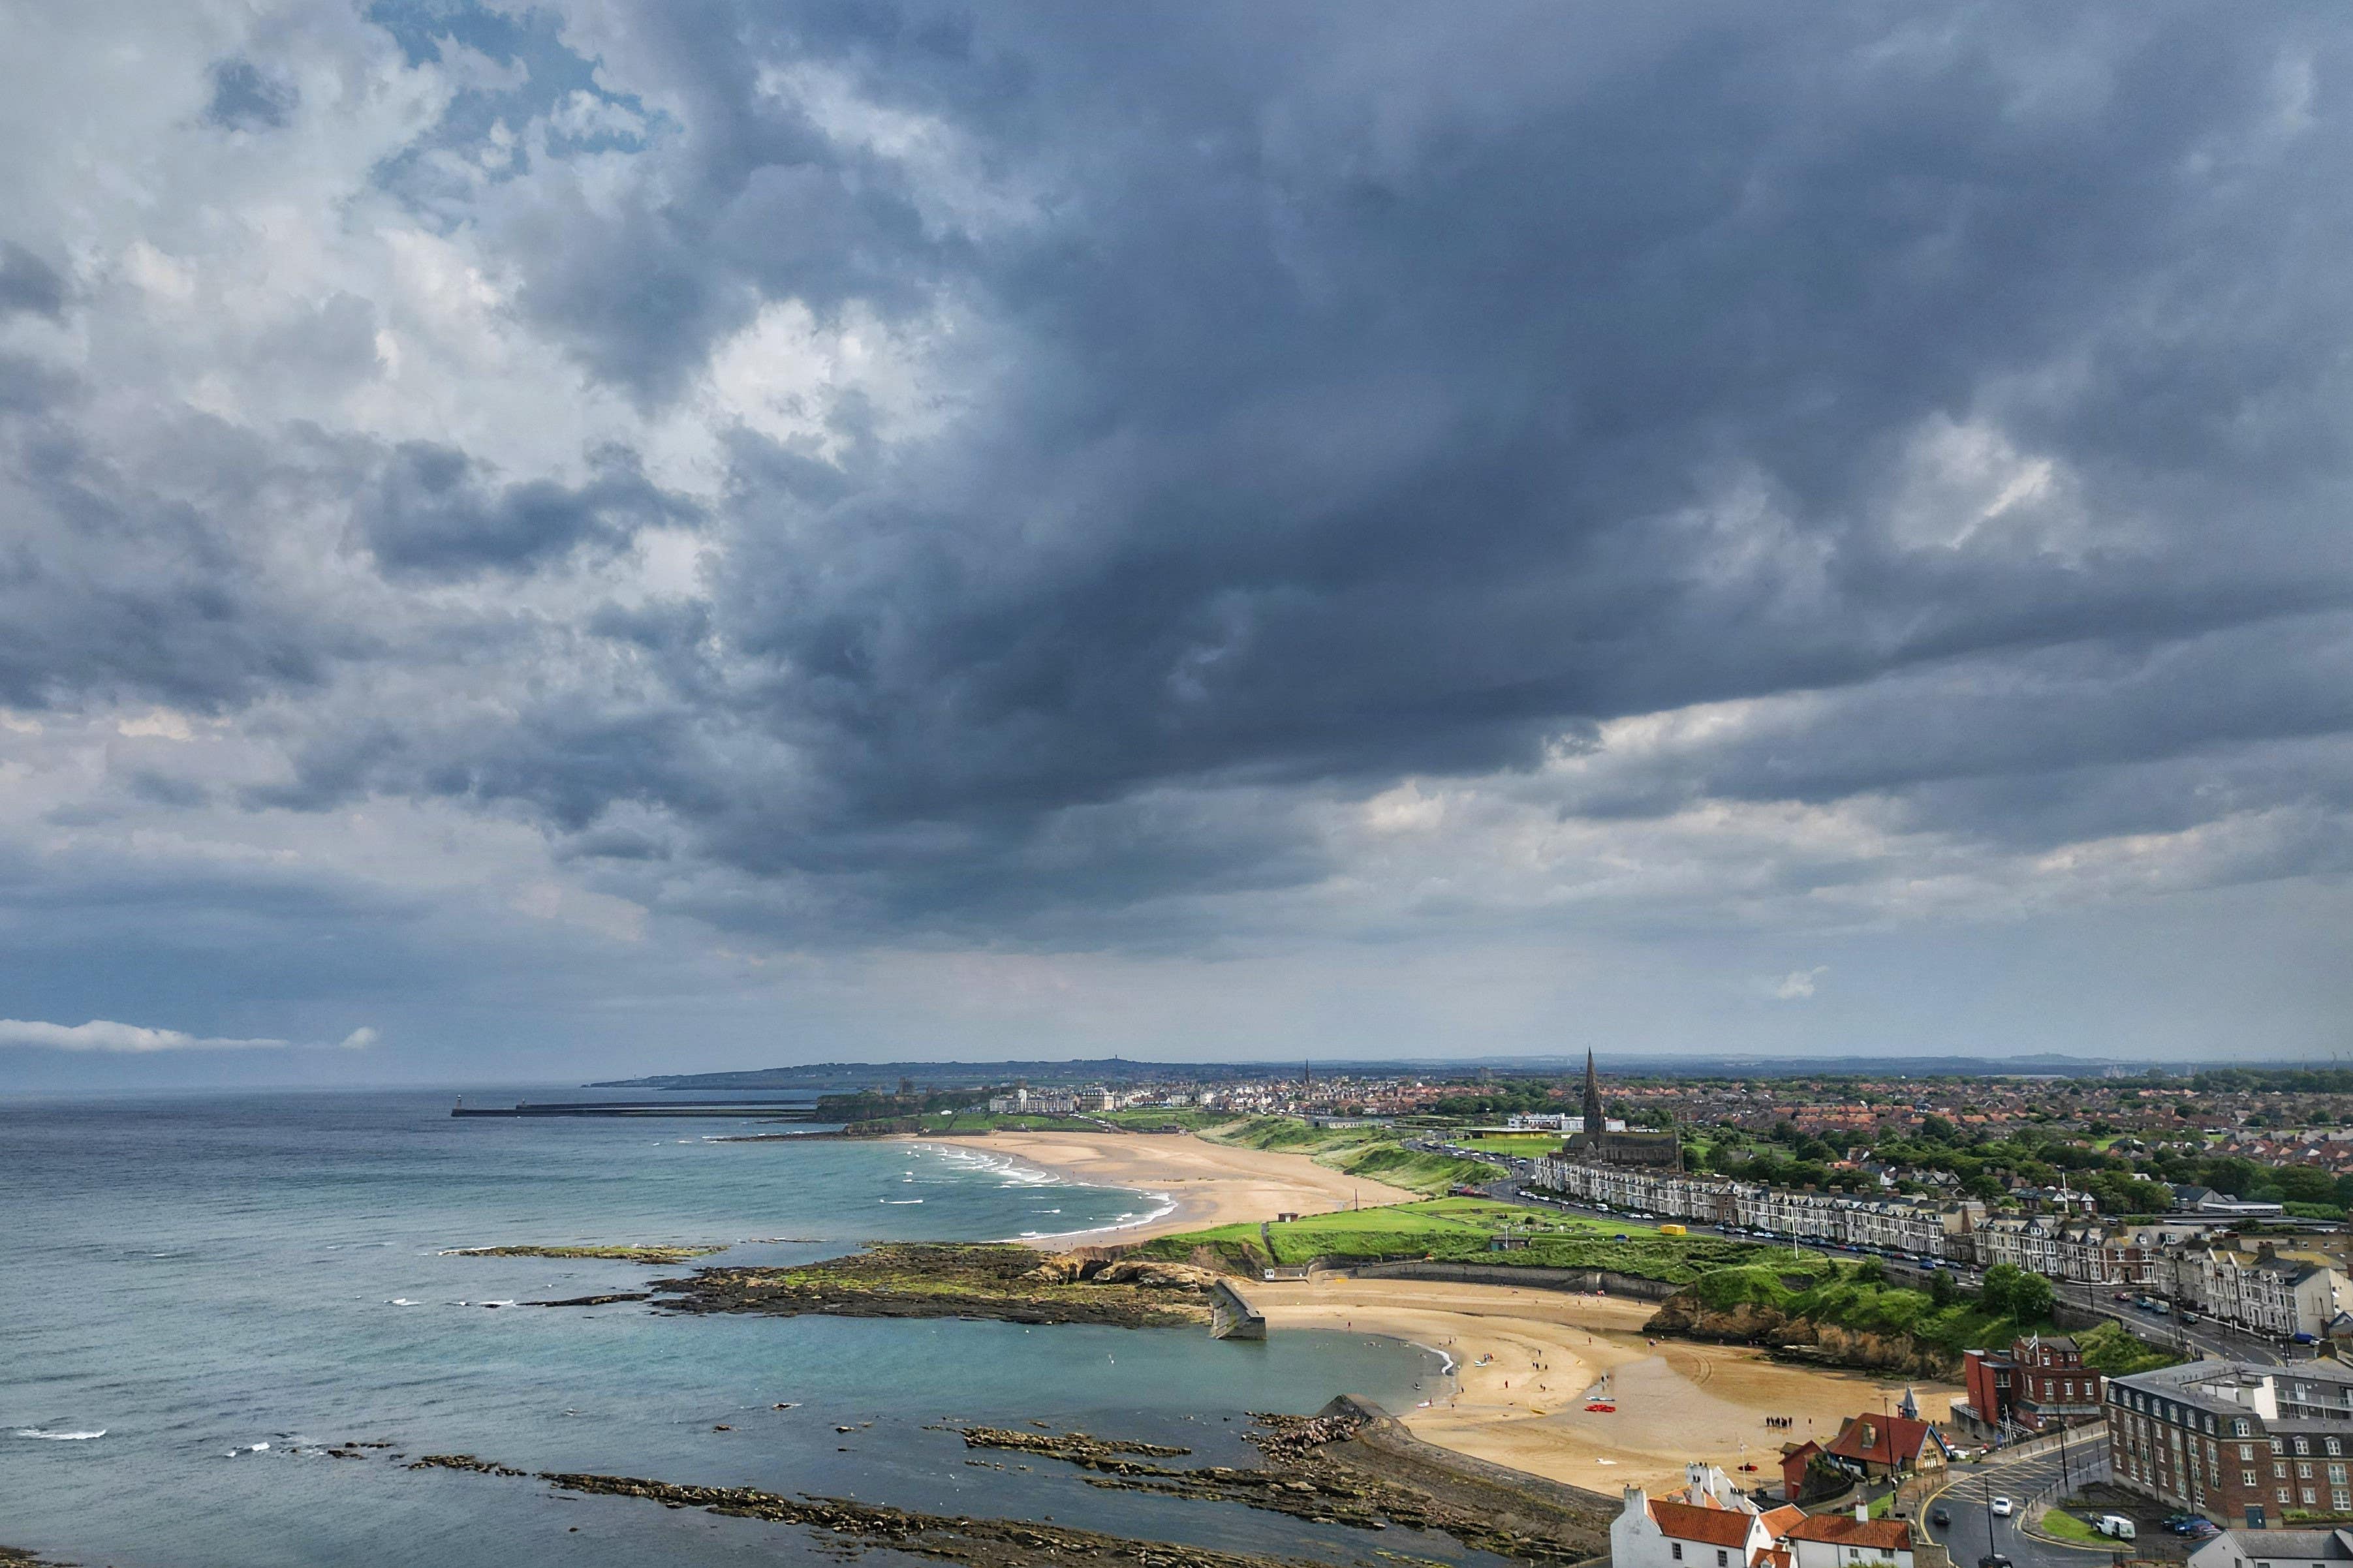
[1922,1435,2119,1568]
[2050,1278,2286,1366]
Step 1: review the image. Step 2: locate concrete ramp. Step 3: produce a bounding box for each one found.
[1209,1278,1268,1340]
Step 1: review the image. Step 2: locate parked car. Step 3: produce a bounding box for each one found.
[2295,1332,2320,1344]
[1931,1508,1952,1529]
[2161,1516,2194,1534]
[1990,1497,2014,1517]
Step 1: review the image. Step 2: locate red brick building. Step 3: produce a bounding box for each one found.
[1961,1334,2106,1436]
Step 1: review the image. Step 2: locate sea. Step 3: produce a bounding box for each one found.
[0,1088,1473,1567]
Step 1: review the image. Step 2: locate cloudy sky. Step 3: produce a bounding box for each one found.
[4,1,2350,1088]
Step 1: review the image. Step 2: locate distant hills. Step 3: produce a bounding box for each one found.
[589,1051,2204,1091]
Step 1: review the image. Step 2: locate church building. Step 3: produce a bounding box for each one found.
[1564,1051,1684,1170]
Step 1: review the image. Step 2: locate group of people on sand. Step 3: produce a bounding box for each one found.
[1763,1415,1803,1429]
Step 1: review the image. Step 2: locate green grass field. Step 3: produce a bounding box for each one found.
[2037,1509,2103,1545]
[1456,1133,1564,1156]
[1130,1195,1772,1277]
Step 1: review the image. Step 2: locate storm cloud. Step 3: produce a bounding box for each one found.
[2,0,2349,1077]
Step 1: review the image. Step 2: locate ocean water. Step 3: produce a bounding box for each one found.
[0,1089,1466,1566]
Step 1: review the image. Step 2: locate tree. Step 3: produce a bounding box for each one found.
[1929,1270,1960,1307]
[1920,1115,1956,1143]
[1980,1264,2026,1317]
[2010,1270,2055,1323]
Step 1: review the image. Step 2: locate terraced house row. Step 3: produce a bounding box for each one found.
[1530,1155,1983,1259]
[1533,1157,2353,1338]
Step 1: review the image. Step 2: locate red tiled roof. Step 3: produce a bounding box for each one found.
[1650,1501,1759,1548]
[1758,1506,1807,1539]
[1825,1414,1936,1467]
[1782,1515,1914,1551]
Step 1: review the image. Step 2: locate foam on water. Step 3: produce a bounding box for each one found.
[14,1426,106,1440]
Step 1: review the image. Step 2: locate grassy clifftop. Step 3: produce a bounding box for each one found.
[1134,1196,1770,1281]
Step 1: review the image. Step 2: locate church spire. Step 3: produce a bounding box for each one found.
[1582,1048,1603,1134]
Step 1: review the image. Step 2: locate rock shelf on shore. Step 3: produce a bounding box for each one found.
[446,1244,726,1265]
[399,1401,1611,1566]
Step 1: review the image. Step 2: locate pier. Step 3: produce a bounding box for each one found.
[450,1099,818,1119]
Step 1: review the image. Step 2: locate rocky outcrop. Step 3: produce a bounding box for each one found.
[1644,1293,1959,1377]
[633,1243,1215,1329]
[400,1408,1612,1567]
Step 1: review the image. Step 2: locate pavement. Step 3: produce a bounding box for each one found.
[1919,1434,2127,1568]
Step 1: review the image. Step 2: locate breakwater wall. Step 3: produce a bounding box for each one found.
[451,1100,817,1119]
[1209,1280,1268,1340]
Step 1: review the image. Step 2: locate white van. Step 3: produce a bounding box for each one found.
[2093,1516,2137,1541]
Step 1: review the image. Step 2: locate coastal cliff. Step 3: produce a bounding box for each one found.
[1642,1292,1961,1377]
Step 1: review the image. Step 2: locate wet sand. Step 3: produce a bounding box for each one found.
[914,1130,1421,1243]
[1249,1276,1959,1494]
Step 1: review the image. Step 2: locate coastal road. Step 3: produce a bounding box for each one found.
[1921,1436,2118,1568]
[2048,1280,2286,1366]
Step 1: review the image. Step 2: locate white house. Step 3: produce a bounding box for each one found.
[2189,1527,2353,1568]
[1780,1505,1918,1568]
[1609,1477,1804,1568]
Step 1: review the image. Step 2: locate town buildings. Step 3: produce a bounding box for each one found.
[2187,1527,2353,1568]
[1780,1511,1922,1568]
[2106,1360,2353,1528]
[2186,1243,2352,1341]
[1529,1153,1986,1262]
[1957,1335,2104,1436]
[1608,1466,1808,1568]
[1820,1413,1950,1483]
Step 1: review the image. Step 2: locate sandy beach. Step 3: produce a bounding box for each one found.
[914,1129,1422,1242]
[916,1128,1962,1495]
[1249,1275,1957,1493]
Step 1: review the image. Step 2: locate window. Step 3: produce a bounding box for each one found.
[2238,1419,2254,1437]
[1674,1546,1683,1561]
[2303,1488,2318,1505]
[2330,1438,2344,1458]
[2298,1463,2313,1479]
[2279,1490,2293,1504]
[2332,1463,2347,1483]
[2246,1470,2259,1486]
[2337,1490,2352,1512]
[2298,1438,2314,1456]
[2276,1463,2289,1479]
[2244,1445,2258,1461]
[1717,1552,1728,1566]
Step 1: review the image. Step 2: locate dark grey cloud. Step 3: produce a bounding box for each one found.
[356,440,696,578]
[16,0,2353,985]
[0,242,65,319]
[204,57,298,131]
[108,0,2328,945]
